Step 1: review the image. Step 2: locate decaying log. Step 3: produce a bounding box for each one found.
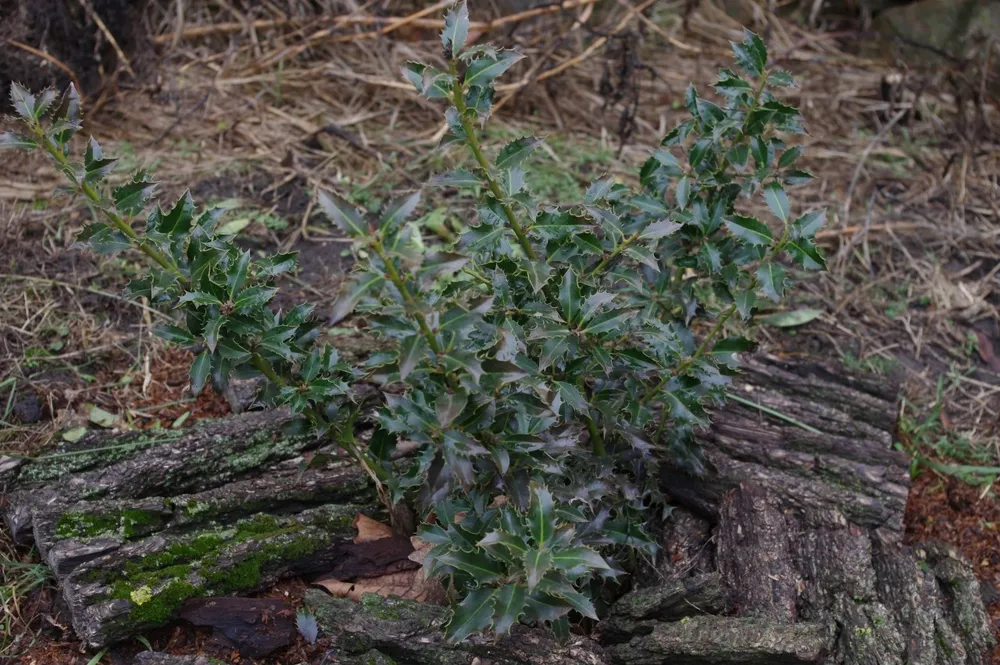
[2,355,994,664]
[1,408,381,647]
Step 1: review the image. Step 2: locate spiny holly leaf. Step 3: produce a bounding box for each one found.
[778,146,802,169]
[227,250,251,298]
[495,137,542,170]
[725,215,772,246]
[640,219,682,241]
[523,549,553,592]
[491,584,526,636]
[178,291,222,307]
[436,391,468,428]
[768,70,796,87]
[113,171,156,215]
[234,286,277,313]
[445,588,496,644]
[190,351,212,395]
[9,82,35,120]
[441,0,470,58]
[554,381,587,414]
[675,176,691,209]
[558,268,580,324]
[711,336,754,355]
[380,191,421,231]
[0,132,37,150]
[550,546,611,575]
[397,333,426,381]
[522,260,552,294]
[203,315,223,353]
[329,272,385,324]
[732,29,767,78]
[464,50,524,89]
[735,289,757,320]
[787,238,826,270]
[154,325,196,345]
[528,483,555,548]
[792,209,826,239]
[436,549,505,583]
[318,190,367,237]
[762,182,790,223]
[757,262,787,302]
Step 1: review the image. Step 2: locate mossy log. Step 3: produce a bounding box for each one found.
[2,356,995,664]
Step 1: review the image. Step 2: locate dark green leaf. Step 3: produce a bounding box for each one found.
[783,169,814,186]
[0,132,37,150]
[792,209,826,239]
[711,336,754,354]
[623,245,659,272]
[778,146,802,169]
[177,291,222,307]
[550,546,611,574]
[714,68,752,96]
[318,190,366,237]
[234,286,277,313]
[154,325,195,345]
[496,136,542,169]
[441,0,469,58]
[465,50,524,88]
[640,219,682,241]
[227,250,251,298]
[732,29,767,78]
[768,70,795,87]
[757,262,786,302]
[582,310,632,336]
[380,191,421,231]
[735,289,756,320]
[397,333,425,381]
[538,337,571,372]
[524,549,553,592]
[558,269,581,324]
[329,273,385,324]
[437,550,504,583]
[675,177,691,209]
[492,584,526,636]
[584,177,614,204]
[113,171,156,215]
[528,483,555,548]
[522,260,552,294]
[203,315,223,353]
[9,82,35,120]
[445,588,495,644]
[190,351,211,396]
[256,252,298,277]
[787,238,826,270]
[554,381,588,414]
[436,392,468,428]
[725,215,772,246]
[763,182,790,222]
[442,351,484,384]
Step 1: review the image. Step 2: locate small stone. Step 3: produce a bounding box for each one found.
[13,392,42,423]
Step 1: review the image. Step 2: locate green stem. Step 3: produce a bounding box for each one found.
[34,126,186,283]
[587,231,639,279]
[451,76,537,261]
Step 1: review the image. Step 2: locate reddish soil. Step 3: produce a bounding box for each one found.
[906,474,1000,662]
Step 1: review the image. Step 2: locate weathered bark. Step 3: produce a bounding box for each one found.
[3,355,994,664]
[1,408,380,647]
[643,355,995,665]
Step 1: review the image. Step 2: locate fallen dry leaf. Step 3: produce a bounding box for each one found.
[354,513,394,544]
[315,517,446,604]
[975,331,1000,374]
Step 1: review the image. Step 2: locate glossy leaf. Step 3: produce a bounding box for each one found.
[190,351,212,395]
[318,190,367,237]
[441,0,470,58]
[725,215,772,246]
[445,588,496,644]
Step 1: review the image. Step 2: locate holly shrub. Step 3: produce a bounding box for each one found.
[2,2,825,643]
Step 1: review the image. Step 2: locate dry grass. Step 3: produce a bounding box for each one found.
[0,0,999,658]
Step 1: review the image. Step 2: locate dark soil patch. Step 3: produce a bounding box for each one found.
[0,0,150,110]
